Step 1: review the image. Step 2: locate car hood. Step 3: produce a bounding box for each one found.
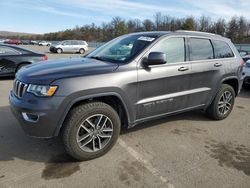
[16,57,119,84]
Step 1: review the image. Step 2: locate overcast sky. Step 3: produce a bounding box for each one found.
[0,0,249,34]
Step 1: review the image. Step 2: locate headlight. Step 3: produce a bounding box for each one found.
[27,84,58,97]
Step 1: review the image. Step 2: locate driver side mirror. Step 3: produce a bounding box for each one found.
[146,52,166,66]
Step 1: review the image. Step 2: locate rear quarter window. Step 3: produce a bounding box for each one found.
[189,38,214,61]
[213,40,234,58]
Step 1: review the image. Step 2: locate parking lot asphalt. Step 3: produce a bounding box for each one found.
[0,46,250,188]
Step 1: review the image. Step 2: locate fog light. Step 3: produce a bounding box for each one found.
[22,112,39,123]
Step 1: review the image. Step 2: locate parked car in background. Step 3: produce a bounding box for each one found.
[243,59,250,88]
[4,39,22,45]
[49,40,88,54]
[235,44,250,62]
[30,40,38,45]
[0,44,48,77]
[21,40,32,45]
[0,39,7,43]
[38,41,52,46]
[10,31,244,161]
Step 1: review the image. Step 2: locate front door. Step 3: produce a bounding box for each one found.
[137,37,192,120]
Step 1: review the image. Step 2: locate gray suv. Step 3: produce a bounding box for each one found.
[10,31,244,160]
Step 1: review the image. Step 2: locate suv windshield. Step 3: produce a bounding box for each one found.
[86,34,157,63]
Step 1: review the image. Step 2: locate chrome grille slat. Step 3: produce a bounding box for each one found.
[13,80,28,98]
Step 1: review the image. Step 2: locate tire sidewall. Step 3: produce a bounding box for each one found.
[213,85,235,120]
[57,48,63,54]
[79,48,85,54]
[64,103,120,160]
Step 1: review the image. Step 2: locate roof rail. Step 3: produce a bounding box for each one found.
[175,30,222,37]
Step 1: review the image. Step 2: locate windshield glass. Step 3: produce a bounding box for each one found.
[86,34,157,63]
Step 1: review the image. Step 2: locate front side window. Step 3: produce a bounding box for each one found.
[213,40,234,58]
[189,38,214,61]
[150,37,185,63]
[87,34,157,63]
[63,41,71,45]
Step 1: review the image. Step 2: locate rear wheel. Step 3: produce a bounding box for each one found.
[57,48,63,54]
[206,84,235,120]
[62,102,121,161]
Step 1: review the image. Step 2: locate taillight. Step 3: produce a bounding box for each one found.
[240,60,245,67]
[41,55,48,61]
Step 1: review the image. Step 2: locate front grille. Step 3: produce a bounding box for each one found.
[13,80,28,98]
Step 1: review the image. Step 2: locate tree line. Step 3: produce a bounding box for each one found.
[4,13,250,43]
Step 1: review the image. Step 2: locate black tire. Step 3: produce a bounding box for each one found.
[206,84,235,120]
[79,48,85,54]
[57,48,63,54]
[16,63,29,72]
[62,102,121,161]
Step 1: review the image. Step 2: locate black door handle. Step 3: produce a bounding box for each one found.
[214,63,222,67]
[178,67,189,71]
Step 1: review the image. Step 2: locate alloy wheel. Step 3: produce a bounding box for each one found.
[76,114,113,152]
[217,91,233,115]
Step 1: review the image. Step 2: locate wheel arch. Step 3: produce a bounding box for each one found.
[15,62,32,73]
[222,77,239,96]
[55,93,131,136]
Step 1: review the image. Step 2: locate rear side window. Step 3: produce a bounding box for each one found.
[63,41,71,45]
[78,41,86,45]
[72,41,79,45]
[150,37,185,63]
[213,40,234,58]
[0,47,20,55]
[189,38,213,61]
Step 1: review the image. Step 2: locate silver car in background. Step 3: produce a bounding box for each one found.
[49,40,88,54]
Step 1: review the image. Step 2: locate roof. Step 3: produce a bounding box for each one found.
[129,30,224,40]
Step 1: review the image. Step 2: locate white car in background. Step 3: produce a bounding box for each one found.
[49,40,88,54]
[38,41,52,46]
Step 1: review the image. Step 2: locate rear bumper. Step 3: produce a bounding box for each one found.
[9,91,66,138]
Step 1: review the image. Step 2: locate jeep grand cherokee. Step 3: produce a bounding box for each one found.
[9,31,244,160]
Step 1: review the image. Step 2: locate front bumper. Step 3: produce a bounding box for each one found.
[9,91,66,138]
[49,46,57,53]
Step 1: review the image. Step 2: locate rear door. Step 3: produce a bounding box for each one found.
[72,41,80,53]
[137,36,192,120]
[0,46,20,76]
[188,37,225,106]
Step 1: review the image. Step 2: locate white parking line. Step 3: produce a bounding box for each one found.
[118,138,175,188]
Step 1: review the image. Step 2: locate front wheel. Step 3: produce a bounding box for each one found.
[62,102,121,161]
[79,48,85,54]
[206,84,235,120]
[57,48,63,54]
